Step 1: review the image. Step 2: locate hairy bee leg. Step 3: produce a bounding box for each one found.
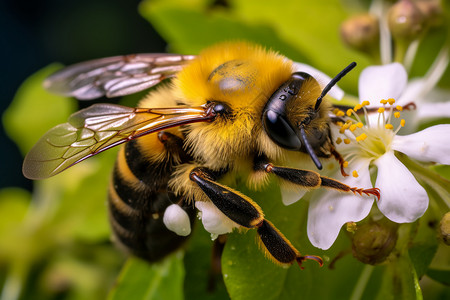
[263,163,380,200]
[258,219,323,268]
[189,167,322,267]
[189,168,264,228]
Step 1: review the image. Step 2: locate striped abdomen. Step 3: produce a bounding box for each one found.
[108,136,195,262]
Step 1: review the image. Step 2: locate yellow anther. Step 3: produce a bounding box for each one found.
[361,100,370,106]
[380,99,388,105]
[394,112,401,118]
[333,108,340,114]
[336,110,345,117]
[354,104,363,111]
[378,107,385,113]
[336,121,344,127]
[349,124,357,131]
[356,122,364,128]
[346,222,357,233]
[344,138,351,144]
[388,98,396,105]
[343,161,349,168]
[336,137,342,144]
[396,105,403,111]
[385,124,394,130]
[346,119,353,124]
[352,170,359,178]
[346,109,353,117]
[356,133,367,142]
[400,119,406,127]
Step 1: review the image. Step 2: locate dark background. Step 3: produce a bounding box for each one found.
[1,0,166,191]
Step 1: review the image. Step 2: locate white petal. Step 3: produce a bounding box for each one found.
[163,204,191,236]
[307,159,374,249]
[392,124,450,165]
[195,201,239,235]
[359,63,407,105]
[416,102,450,120]
[281,187,307,205]
[397,78,426,106]
[292,62,344,100]
[374,152,428,223]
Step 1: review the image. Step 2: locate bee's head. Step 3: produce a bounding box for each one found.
[262,62,356,170]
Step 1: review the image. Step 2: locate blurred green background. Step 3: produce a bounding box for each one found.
[1,0,167,192]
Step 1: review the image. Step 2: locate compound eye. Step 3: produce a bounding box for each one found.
[263,110,302,150]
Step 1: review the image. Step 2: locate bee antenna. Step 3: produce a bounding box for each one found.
[299,125,322,170]
[314,62,357,111]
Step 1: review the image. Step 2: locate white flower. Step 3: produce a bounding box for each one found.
[307,63,450,250]
[195,201,239,239]
[359,51,450,131]
[163,204,191,236]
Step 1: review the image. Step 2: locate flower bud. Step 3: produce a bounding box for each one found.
[387,0,426,42]
[340,14,380,53]
[415,0,443,27]
[352,220,398,265]
[439,211,450,245]
[163,204,191,236]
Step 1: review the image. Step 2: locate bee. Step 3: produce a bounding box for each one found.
[23,42,380,267]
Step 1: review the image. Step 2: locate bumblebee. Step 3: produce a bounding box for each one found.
[23,42,380,267]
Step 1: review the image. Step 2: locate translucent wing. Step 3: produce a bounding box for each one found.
[44,54,196,100]
[23,103,215,180]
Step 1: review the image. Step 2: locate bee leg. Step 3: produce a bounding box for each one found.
[259,162,380,200]
[189,167,323,268]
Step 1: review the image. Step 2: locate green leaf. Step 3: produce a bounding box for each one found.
[230,0,370,87]
[2,64,77,155]
[108,255,185,300]
[139,0,370,93]
[0,188,31,258]
[221,182,381,300]
[139,0,309,61]
[375,255,422,300]
[183,225,229,300]
[427,268,450,286]
[408,209,439,279]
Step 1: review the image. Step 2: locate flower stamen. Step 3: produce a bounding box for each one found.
[356,133,367,142]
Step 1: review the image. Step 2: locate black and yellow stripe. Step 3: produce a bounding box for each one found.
[108,137,195,262]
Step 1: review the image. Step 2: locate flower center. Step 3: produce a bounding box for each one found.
[334,99,406,176]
